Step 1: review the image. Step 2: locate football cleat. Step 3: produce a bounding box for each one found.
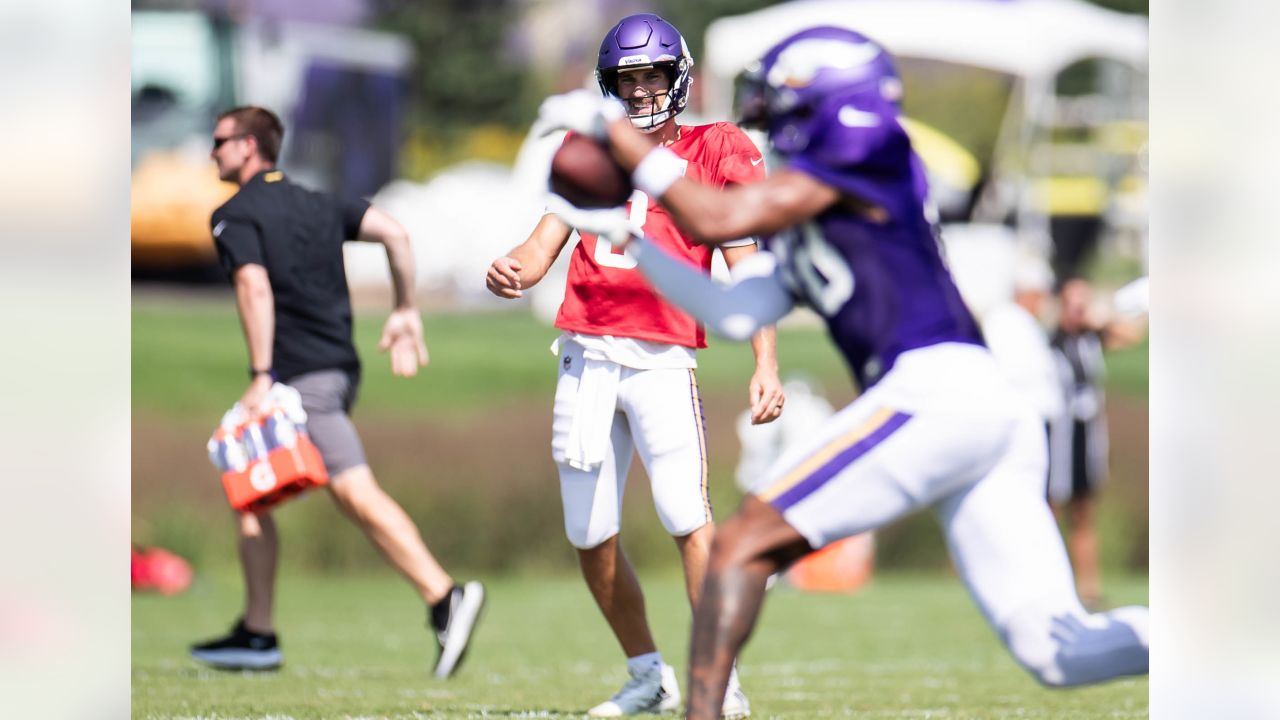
[189,619,282,671]
[588,662,681,716]
[721,683,751,719]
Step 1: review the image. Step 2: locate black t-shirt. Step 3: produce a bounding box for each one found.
[211,169,371,382]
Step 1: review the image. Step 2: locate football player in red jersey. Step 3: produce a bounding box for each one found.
[485,14,779,719]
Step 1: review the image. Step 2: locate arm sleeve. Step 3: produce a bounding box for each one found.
[342,197,372,240]
[211,209,264,278]
[630,235,794,341]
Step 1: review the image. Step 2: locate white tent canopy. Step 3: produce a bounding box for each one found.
[702,0,1147,119]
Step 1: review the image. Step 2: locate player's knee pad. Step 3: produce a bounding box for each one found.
[563,513,619,550]
[558,461,624,549]
[655,500,711,538]
[650,470,712,538]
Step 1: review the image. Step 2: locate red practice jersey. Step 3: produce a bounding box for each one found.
[554,123,765,348]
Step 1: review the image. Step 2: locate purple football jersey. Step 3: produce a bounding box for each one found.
[766,97,983,388]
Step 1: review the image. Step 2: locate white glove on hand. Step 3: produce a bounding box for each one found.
[547,194,637,247]
[532,89,627,140]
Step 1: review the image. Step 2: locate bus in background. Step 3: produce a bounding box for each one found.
[131,10,413,280]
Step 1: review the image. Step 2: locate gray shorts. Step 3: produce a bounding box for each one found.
[288,369,368,477]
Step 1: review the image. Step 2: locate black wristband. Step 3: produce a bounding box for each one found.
[250,367,277,381]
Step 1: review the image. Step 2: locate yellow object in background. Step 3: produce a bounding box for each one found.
[131,150,238,267]
[900,116,983,191]
[1033,175,1108,216]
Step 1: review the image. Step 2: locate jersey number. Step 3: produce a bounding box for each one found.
[593,189,649,269]
[790,223,855,316]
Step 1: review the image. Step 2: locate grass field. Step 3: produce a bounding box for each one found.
[133,294,1149,718]
[133,570,1148,719]
[132,296,1148,576]
[132,294,1148,419]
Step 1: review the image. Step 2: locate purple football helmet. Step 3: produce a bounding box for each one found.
[737,26,903,157]
[597,13,694,132]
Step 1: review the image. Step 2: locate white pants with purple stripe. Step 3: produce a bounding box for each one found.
[552,342,712,549]
[752,343,1148,687]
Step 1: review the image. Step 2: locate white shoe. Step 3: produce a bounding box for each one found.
[721,683,751,719]
[432,581,486,679]
[588,663,681,716]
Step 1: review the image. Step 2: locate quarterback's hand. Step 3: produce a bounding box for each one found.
[547,195,636,247]
[532,89,627,140]
[748,367,785,424]
[379,307,429,377]
[486,256,524,299]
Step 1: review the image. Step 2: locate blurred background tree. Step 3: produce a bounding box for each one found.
[370,0,537,177]
[359,0,1144,177]
[374,0,532,131]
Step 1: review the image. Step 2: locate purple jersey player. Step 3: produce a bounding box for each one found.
[537,25,1149,719]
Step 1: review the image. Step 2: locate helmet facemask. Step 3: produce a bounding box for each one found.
[601,61,687,132]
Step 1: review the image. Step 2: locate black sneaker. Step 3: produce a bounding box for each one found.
[190,619,282,671]
[430,581,486,678]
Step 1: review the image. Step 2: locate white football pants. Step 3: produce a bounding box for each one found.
[552,342,712,549]
[751,343,1148,687]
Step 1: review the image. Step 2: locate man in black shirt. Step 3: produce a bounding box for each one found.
[190,106,484,679]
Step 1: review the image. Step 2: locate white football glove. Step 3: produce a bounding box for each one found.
[547,194,637,247]
[532,89,627,140]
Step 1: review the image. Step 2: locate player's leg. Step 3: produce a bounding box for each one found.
[563,420,676,715]
[555,356,657,656]
[626,367,758,716]
[686,497,810,720]
[553,345,677,714]
[577,533,659,657]
[690,343,1046,716]
[686,376,966,719]
[624,367,716,610]
[934,414,1147,687]
[673,525,713,609]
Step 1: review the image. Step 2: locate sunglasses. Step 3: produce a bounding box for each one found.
[212,133,247,151]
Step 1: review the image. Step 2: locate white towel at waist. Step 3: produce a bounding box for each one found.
[552,336,622,472]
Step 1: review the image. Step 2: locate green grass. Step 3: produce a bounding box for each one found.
[132,298,1144,420]
[1105,338,1148,399]
[132,298,850,421]
[132,297,1148,575]
[133,298,1149,716]
[133,571,1147,719]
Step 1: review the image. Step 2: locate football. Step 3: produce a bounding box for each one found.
[549,134,632,208]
